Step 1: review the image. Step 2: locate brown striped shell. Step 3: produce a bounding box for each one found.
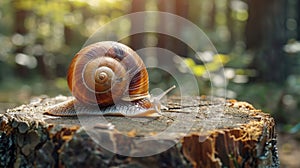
[67,41,149,106]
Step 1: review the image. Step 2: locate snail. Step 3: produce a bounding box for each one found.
[44,41,175,117]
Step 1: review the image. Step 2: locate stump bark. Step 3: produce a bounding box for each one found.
[0,96,279,168]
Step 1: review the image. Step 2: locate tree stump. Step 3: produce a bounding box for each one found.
[0,95,279,168]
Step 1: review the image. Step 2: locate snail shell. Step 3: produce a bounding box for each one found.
[45,41,175,117]
[68,41,149,106]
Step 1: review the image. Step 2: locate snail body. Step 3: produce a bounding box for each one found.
[45,41,175,117]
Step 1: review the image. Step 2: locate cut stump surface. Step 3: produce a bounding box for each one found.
[0,96,279,168]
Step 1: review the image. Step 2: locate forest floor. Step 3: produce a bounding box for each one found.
[277,133,300,168]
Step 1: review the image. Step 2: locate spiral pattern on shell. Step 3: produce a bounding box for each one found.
[67,41,149,106]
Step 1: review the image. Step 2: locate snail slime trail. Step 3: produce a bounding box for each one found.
[45,41,176,117]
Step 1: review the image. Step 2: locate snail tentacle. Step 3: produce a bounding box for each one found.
[150,85,176,113]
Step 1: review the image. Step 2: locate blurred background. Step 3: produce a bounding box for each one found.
[0,0,299,167]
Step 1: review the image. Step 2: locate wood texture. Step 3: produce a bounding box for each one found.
[0,96,279,168]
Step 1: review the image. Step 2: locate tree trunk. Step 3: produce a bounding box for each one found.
[129,0,146,51]
[12,0,30,78]
[226,0,235,50]
[245,0,289,83]
[0,96,279,168]
[208,0,216,30]
[298,0,300,40]
[156,0,189,57]
[173,0,189,57]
